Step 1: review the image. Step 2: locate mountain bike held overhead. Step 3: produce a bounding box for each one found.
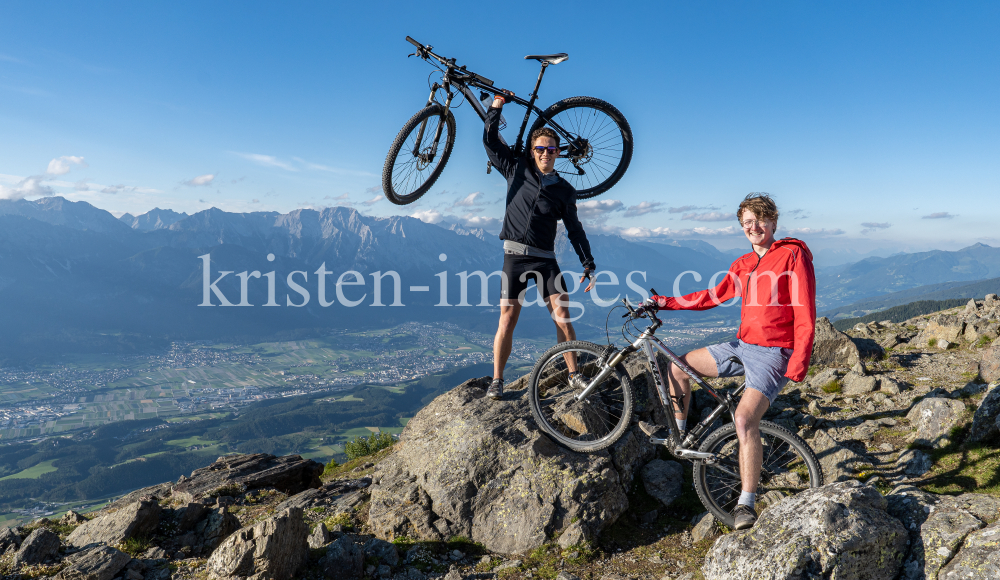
[382,36,633,205]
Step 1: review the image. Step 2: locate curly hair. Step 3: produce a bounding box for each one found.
[529,127,560,148]
[737,192,779,226]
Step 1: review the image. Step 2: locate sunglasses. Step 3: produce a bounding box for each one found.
[533,146,559,155]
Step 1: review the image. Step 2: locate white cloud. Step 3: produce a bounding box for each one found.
[459,214,502,230]
[619,225,740,238]
[668,204,718,214]
[291,157,375,177]
[184,174,216,187]
[0,175,54,200]
[624,201,665,217]
[234,153,297,171]
[412,209,444,224]
[362,195,382,206]
[577,199,623,219]
[783,227,845,236]
[922,212,956,219]
[453,192,483,207]
[860,222,892,235]
[682,211,737,222]
[46,156,87,175]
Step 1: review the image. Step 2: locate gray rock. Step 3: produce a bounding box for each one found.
[368,377,630,555]
[308,522,331,549]
[0,526,21,553]
[968,383,1000,443]
[13,528,61,567]
[811,318,862,368]
[556,520,589,549]
[886,486,986,579]
[176,501,210,532]
[56,545,131,580]
[983,346,1000,384]
[378,564,392,577]
[896,448,933,477]
[60,510,88,526]
[690,512,719,543]
[918,314,966,346]
[906,396,966,449]
[67,500,162,548]
[640,459,684,508]
[96,483,172,515]
[205,507,309,580]
[842,371,878,395]
[362,537,399,567]
[938,519,1000,579]
[275,477,371,513]
[195,506,241,553]
[141,546,170,560]
[495,559,521,570]
[173,453,324,503]
[811,429,868,482]
[444,569,462,580]
[880,376,904,395]
[702,481,907,580]
[557,572,582,580]
[321,536,363,579]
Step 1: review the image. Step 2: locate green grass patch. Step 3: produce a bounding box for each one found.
[116,536,152,557]
[0,459,58,481]
[345,432,395,460]
[928,338,938,348]
[165,436,215,447]
[919,441,1000,498]
[821,380,842,394]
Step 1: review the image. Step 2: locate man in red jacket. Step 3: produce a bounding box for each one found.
[640,193,816,530]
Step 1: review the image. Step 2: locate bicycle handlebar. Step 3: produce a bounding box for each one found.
[405,36,495,87]
[406,36,422,49]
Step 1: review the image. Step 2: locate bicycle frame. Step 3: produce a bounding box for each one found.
[576,312,746,457]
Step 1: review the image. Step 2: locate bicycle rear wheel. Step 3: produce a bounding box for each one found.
[692,421,823,528]
[527,340,634,453]
[382,104,456,205]
[529,96,632,199]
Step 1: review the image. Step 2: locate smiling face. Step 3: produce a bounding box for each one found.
[740,209,777,249]
[532,135,558,173]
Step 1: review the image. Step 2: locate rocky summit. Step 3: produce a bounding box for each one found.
[3,299,1000,579]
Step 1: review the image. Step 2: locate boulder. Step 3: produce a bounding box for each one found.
[981,344,1000,383]
[964,320,999,344]
[368,377,631,555]
[13,528,61,567]
[67,500,162,548]
[206,507,309,580]
[918,314,966,346]
[886,486,988,579]
[96,482,172,515]
[880,376,904,395]
[55,545,131,580]
[811,318,861,368]
[702,481,908,580]
[362,537,399,567]
[320,536,363,580]
[193,506,241,553]
[0,526,21,553]
[308,522,331,549]
[938,519,1000,578]
[690,512,720,543]
[275,477,371,513]
[807,368,844,391]
[906,397,967,449]
[842,372,878,396]
[640,460,683,508]
[173,453,323,503]
[811,430,868,482]
[556,521,589,549]
[967,385,1000,443]
[896,448,933,477]
[60,510,88,526]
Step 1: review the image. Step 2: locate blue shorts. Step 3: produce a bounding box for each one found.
[706,340,794,404]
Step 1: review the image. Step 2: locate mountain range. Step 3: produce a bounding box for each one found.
[2,196,998,363]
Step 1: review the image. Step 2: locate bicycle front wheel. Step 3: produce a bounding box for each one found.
[529,97,633,199]
[527,340,634,453]
[382,104,456,205]
[693,421,823,528]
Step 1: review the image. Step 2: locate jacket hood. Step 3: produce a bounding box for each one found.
[770,237,813,262]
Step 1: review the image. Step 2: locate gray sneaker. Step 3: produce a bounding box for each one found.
[567,372,589,391]
[487,378,504,400]
[732,504,758,530]
[638,420,668,438]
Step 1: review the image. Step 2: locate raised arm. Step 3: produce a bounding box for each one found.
[483,96,516,179]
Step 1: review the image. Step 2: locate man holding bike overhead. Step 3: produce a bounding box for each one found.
[485,91,596,401]
[638,193,816,530]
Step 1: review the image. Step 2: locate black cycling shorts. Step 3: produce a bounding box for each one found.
[501,254,565,302]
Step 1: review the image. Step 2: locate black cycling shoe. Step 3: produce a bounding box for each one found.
[638,420,669,439]
[732,504,758,530]
[487,378,504,400]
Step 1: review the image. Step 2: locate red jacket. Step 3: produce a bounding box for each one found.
[656,238,816,382]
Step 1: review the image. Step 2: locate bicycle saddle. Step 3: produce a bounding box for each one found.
[525,53,568,65]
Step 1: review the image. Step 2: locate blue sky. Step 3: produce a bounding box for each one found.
[1,1,998,259]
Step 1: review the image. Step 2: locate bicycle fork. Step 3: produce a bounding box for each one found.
[412,84,453,160]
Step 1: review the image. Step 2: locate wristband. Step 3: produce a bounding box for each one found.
[493,94,506,104]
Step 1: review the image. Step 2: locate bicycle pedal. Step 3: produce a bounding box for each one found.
[649,436,671,446]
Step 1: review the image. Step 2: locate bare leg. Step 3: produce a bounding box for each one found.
[493,299,522,380]
[667,347,719,424]
[734,388,771,494]
[546,293,577,372]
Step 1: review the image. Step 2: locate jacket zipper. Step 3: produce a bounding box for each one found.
[738,250,767,340]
